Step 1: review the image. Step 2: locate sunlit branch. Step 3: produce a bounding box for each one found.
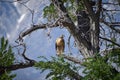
[62,54,82,64]
[17,17,63,41]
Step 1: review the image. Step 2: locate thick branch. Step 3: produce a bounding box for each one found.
[0,61,36,75]
[20,24,46,38]
[83,0,100,55]
[18,17,62,41]
[62,54,82,64]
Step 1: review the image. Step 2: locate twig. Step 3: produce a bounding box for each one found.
[18,1,35,25]
[21,43,35,62]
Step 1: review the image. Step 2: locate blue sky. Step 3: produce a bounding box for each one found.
[0,0,79,80]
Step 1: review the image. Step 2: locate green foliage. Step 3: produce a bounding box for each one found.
[113,73,120,80]
[109,48,120,67]
[35,49,120,80]
[0,37,15,66]
[83,55,112,80]
[0,37,15,80]
[35,56,79,80]
[43,3,58,21]
[82,52,120,80]
[0,72,16,80]
[66,0,84,21]
[43,0,84,22]
[107,38,117,47]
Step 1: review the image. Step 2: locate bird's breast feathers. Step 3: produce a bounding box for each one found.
[56,38,64,46]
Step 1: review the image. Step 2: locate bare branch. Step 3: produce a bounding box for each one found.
[99,36,120,47]
[21,43,35,62]
[16,16,65,42]
[14,40,36,62]
[62,54,82,64]
[101,20,120,34]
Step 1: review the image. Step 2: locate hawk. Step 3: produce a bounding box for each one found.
[55,35,65,56]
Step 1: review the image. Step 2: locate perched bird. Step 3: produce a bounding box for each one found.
[55,35,65,56]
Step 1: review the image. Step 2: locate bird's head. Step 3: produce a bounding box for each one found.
[60,34,64,38]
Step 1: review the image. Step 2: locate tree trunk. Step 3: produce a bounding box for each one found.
[52,0,100,58]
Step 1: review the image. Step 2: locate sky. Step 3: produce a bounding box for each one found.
[0,0,79,80]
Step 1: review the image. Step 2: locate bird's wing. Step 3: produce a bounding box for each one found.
[55,40,57,51]
[63,39,65,51]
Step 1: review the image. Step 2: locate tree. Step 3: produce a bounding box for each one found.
[0,0,120,80]
[0,37,16,80]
